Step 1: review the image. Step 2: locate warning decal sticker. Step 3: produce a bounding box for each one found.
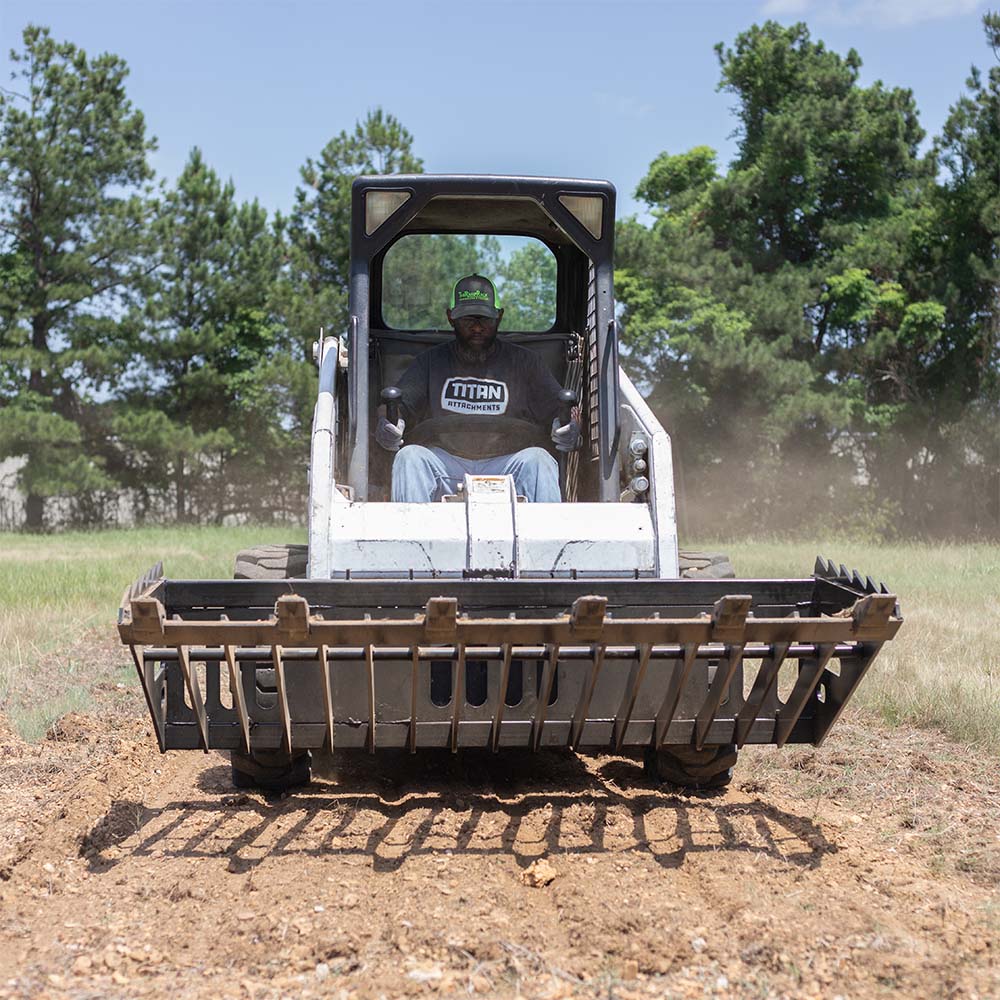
[440,377,509,415]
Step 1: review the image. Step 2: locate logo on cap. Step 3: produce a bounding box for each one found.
[450,274,501,317]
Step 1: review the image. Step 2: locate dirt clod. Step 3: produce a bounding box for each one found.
[521,858,559,887]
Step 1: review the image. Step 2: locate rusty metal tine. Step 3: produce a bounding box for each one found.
[775,643,836,747]
[318,644,334,752]
[271,645,293,757]
[570,644,605,749]
[223,644,251,755]
[813,643,883,747]
[734,642,790,749]
[176,645,209,753]
[450,644,466,753]
[491,644,513,753]
[365,643,376,754]
[694,644,745,751]
[128,644,165,752]
[654,643,699,749]
[409,646,420,754]
[532,645,559,751]
[614,643,652,752]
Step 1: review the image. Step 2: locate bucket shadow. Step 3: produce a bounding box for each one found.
[86,749,839,874]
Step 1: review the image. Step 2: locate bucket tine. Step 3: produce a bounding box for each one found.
[570,644,605,749]
[450,644,466,753]
[694,644,745,750]
[655,643,698,748]
[409,646,420,754]
[734,642,790,748]
[271,645,293,756]
[491,643,513,753]
[532,645,559,751]
[775,643,836,747]
[177,645,209,752]
[223,644,252,755]
[129,644,165,752]
[318,644,334,752]
[813,643,883,746]
[365,643,376,753]
[614,643,652,752]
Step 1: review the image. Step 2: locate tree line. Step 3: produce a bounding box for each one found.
[1,18,998,537]
[618,16,1000,538]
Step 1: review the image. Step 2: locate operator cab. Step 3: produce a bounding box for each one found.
[342,175,622,503]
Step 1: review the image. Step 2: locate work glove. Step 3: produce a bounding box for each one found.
[550,417,581,453]
[376,415,405,452]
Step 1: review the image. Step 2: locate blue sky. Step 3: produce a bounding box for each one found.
[1,0,994,220]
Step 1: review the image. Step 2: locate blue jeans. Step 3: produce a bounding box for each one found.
[391,445,561,502]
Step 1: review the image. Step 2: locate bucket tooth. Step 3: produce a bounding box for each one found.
[532,645,559,751]
[177,645,209,752]
[694,643,745,750]
[365,644,376,753]
[129,643,165,752]
[409,646,420,754]
[654,642,699,748]
[450,644,466,753]
[224,644,252,754]
[774,643,836,747]
[734,642,790,748]
[271,645,293,756]
[491,644,513,752]
[569,645,606,749]
[613,644,653,752]
[319,644,334,752]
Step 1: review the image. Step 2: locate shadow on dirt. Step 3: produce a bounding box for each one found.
[87,749,839,875]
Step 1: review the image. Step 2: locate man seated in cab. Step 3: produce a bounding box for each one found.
[376,274,580,502]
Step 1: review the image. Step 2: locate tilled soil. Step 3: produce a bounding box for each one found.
[0,696,997,999]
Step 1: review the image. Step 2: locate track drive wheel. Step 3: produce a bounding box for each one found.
[644,743,738,790]
[678,550,736,579]
[231,749,311,792]
[233,543,308,579]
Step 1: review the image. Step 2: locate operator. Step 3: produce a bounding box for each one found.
[376,273,581,502]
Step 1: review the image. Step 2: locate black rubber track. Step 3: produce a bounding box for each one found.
[231,749,312,792]
[643,743,738,790]
[233,543,308,580]
[678,550,736,580]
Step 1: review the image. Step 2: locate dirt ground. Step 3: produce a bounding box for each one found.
[0,633,997,1000]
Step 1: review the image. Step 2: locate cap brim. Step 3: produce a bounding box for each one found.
[450,302,499,319]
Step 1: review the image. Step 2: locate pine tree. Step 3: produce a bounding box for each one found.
[0,25,155,528]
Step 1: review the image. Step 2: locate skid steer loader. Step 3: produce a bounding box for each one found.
[117,174,902,792]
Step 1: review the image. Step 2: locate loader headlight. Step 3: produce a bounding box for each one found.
[365,190,411,235]
[558,194,604,240]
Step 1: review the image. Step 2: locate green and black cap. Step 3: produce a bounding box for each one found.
[449,273,501,319]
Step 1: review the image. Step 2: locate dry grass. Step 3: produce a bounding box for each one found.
[0,525,305,739]
[710,538,1000,751]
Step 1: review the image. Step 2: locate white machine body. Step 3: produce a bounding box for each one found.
[307,335,680,580]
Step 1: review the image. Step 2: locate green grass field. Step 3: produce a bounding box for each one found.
[0,526,305,738]
[0,527,996,750]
